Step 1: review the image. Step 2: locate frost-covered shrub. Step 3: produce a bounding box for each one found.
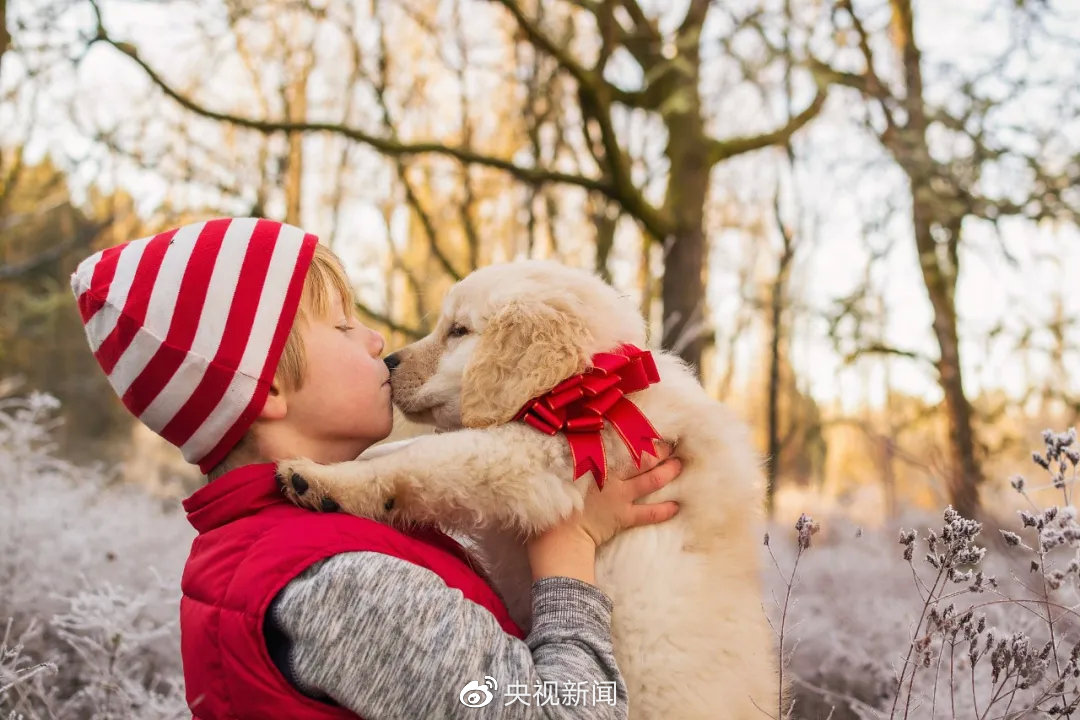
[767,430,1080,720]
[0,391,192,719]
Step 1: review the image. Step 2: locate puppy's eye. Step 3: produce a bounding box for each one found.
[447,323,470,338]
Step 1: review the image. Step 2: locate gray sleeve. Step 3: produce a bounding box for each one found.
[270,551,628,720]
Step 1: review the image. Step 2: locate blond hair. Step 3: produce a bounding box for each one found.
[276,242,356,391]
[206,242,355,480]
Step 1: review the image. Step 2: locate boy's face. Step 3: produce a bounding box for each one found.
[277,292,392,460]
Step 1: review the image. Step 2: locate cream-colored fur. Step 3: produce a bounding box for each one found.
[278,260,779,719]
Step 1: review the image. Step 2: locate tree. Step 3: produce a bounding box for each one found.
[810,0,1080,518]
[765,194,797,513]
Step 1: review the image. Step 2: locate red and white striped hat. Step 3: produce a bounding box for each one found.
[70,217,318,473]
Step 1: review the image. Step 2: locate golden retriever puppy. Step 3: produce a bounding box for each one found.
[278,260,778,719]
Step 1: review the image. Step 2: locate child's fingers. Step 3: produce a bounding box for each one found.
[627,458,682,500]
[626,500,681,528]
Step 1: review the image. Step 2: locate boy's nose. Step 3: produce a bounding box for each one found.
[384,354,401,371]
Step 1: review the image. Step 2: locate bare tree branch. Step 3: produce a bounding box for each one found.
[489,0,595,87]
[487,0,672,239]
[678,0,710,37]
[567,0,662,72]
[837,0,901,133]
[490,0,651,108]
[843,343,936,370]
[709,88,827,164]
[87,17,616,200]
[370,5,464,281]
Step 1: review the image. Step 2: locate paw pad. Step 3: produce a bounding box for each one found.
[291,473,308,495]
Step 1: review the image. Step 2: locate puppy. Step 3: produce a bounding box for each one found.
[278,260,779,719]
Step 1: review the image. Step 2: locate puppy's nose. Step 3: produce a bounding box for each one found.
[384,353,401,371]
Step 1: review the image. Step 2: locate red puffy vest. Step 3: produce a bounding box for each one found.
[180,463,524,719]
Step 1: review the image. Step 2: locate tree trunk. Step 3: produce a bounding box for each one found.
[284,134,304,226]
[283,62,309,227]
[911,200,981,519]
[765,284,782,515]
[660,65,710,376]
[0,0,8,77]
[881,434,897,520]
[660,227,706,372]
[892,0,982,519]
[639,233,653,332]
[882,365,898,520]
[592,199,616,284]
[765,236,794,515]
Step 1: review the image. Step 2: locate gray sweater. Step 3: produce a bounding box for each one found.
[264,551,628,719]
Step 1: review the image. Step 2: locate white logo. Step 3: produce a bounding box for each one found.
[459,676,498,708]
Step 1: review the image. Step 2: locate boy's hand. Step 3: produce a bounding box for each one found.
[526,442,682,584]
[575,441,682,547]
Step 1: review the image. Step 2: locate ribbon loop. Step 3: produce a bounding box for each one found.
[513,344,662,489]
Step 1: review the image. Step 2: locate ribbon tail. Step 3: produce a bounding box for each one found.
[607,398,663,467]
[567,432,607,490]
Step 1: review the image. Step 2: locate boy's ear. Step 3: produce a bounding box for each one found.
[258,381,288,421]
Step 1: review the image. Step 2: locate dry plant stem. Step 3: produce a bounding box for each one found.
[1054,476,1076,720]
[892,562,946,719]
[1039,548,1068,715]
[0,663,54,695]
[977,668,1016,720]
[765,540,804,720]
[972,657,981,718]
[778,547,802,720]
[949,639,957,719]
[993,677,1019,720]
[984,669,1032,720]
[910,562,935,600]
[1005,669,1073,719]
[968,597,1080,629]
[902,635,922,720]
[931,633,947,717]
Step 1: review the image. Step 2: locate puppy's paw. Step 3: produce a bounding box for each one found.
[275,457,399,520]
[275,458,341,512]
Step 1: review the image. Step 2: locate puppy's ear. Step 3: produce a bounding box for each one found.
[461,301,593,427]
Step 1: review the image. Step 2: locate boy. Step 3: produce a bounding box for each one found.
[71,217,682,719]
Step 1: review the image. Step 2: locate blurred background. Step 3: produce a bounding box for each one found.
[4,0,1079,525]
[3,2,1080,717]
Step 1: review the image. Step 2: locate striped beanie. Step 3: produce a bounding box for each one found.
[70,217,318,473]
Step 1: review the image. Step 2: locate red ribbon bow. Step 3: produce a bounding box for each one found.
[513,344,662,489]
